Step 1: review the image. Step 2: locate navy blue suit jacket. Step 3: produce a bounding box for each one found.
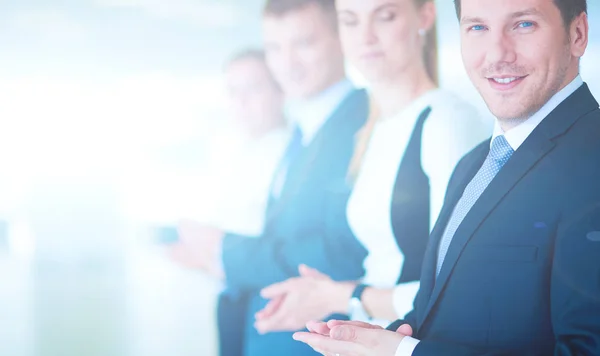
[390,84,600,355]
[218,88,369,356]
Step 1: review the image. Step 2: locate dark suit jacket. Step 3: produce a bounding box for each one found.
[389,84,600,355]
[218,88,369,356]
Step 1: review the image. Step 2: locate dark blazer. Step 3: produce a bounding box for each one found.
[219,88,369,356]
[389,84,600,355]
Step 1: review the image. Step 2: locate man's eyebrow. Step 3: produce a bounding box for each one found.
[460,8,542,25]
[510,8,542,19]
[460,16,485,25]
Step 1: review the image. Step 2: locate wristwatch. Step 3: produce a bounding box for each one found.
[348,284,371,320]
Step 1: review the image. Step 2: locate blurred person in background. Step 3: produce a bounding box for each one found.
[171,0,370,355]
[203,49,290,236]
[256,0,489,335]
[169,48,289,268]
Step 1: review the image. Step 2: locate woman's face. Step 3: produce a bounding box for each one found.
[337,0,432,83]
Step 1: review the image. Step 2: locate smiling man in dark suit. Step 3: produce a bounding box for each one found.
[294,0,600,355]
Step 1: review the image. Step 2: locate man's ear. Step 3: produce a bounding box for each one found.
[569,12,589,59]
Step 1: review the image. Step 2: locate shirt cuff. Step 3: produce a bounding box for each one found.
[395,336,420,356]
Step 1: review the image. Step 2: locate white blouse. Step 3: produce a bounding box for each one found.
[189,127,290,236]
[346,89,491,319]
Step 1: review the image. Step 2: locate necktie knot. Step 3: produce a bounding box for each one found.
[489,135,514,164]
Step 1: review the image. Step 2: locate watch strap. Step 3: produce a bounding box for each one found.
[351,283,369,301]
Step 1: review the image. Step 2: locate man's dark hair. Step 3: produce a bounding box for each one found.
[453,0,587,27]
[264,0,335,16]
[263,0,337,27]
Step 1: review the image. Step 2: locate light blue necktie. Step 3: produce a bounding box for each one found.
[436,135,515,277]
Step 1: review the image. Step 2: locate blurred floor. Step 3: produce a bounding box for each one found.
[0,180,220,356]
[0,227,220,356]
[126,240,220,356]
[0,255,34,356]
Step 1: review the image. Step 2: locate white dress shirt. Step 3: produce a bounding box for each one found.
[347,89,490,324]
[396,75,584,356]
[189,127,289,236]
[210,128,290,235]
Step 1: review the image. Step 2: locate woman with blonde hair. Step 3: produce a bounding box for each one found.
[255,0,489,334]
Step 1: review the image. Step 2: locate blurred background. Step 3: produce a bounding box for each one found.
[0,1,599,355]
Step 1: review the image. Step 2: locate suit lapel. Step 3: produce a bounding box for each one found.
[419,84,599,328]
[266,89,367,219]
[416,143,489,325]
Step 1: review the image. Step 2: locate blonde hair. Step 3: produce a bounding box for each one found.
[347,95,380,181]
[347,0,438,181]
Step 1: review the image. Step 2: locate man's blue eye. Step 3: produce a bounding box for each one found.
[519,21,534,28]
[471,25,485,31]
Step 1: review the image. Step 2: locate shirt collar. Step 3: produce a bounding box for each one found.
[285,79,355,145]
[492,75,584,150]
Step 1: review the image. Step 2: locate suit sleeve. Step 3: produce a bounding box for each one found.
[550,200,600,355]
[410,341,514,355]
[386,307,418,332]
[221,189,368,290]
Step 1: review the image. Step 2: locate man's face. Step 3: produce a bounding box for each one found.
[225,58,283,136]
[460,0,581,123]
[263,3,345,99]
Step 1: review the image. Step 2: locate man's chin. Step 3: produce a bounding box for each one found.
[486,104,525,122]
[482,95,524,118]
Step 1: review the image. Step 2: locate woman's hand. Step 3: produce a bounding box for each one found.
[254,265,355,334]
